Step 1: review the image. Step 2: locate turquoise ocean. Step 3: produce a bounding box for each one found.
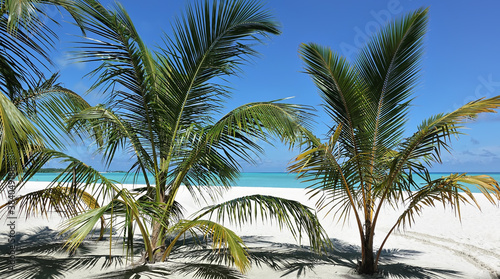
[25,172,500,192]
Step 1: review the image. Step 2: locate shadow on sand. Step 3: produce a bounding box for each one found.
[241,236,460,279]
[0,228,460,279]
[0,226,128,279]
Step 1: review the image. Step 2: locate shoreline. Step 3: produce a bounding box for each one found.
[13,172,500,193]
[1,182,499,278]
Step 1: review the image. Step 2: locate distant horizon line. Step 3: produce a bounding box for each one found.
[38,170,500,174]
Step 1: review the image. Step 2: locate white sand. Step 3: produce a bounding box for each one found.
[1,181,500,278]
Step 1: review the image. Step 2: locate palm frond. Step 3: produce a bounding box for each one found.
[157,0,280,158]
[67,105,154,180]
[0,0,84,90]
[0,91,44,174]
[374,172,500,264]
[163,219,250,274]
[0,0,55,89]
[390,96,500,183]
[356,8,428,155]
[164,100,314,207]
[60,188,159,261]
[1,186,98,218]
[372,96,500,224]
[209,99,315,147]
[60,202,111,251]
[412,174,498,222]
[71,0,158,128]
[11,73,90,148]
[1,149,120,207]
[299,42,372,220]
[196,194,331,253]
[299,43,369,157]
[289,125,365,227]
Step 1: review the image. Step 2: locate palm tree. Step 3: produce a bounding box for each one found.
[0,1,98,267]
[290,8,500,275]
[5,0,330,273]
[0,0,87,177]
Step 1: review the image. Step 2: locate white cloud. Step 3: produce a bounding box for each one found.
[55,52,87,71]
[440,145,500,169]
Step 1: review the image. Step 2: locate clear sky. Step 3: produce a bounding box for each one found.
[45,0,500,173]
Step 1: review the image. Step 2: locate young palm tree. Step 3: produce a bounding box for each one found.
[290,8,500,274]
[9,0,330,273]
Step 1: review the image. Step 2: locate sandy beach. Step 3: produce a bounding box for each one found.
[1,181,500,278]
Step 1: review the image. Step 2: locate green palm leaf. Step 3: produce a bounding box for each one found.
[163,219,250,274]
[11,73,90,148]
[60,188,159,261]
[1,186,100,218]
[196,194,331,253]
[67,105,154,179]
[0,91,44,174]
[299,43,368,157]
[389,96,500,186]
[0,0,85,90]
[356,8,428,155]
[164,99,314,207]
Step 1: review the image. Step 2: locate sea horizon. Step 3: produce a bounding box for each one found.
[16,171,500,192]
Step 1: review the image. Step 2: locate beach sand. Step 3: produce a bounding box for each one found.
[1,181,499,278]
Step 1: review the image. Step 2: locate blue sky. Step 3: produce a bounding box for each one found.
[46,0,500,173]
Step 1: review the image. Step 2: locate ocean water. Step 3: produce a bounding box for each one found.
[24,172,500,192]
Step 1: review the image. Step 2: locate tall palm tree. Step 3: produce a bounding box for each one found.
[6,0,330,273]
[290,8,500,275]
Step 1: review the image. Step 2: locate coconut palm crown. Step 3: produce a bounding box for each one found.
[290,8,500,275]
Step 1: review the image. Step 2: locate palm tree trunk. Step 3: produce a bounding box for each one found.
[358,221,376,274]
[150,222,163,247]
[147,210,167,263]
[150,203,165,256]
[149,176,167,262]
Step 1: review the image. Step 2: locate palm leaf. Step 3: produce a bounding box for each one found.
[289,124,366,230]
[389,96,500,186]
[60,188,160,261]
[196,194,331,253]
[67,105,154,181]
[299,43,369,156]
[1,186,98,218]
[0,0,85,90]
[299,42,373,223]
[10,73,90,148]
[0,91,44,174]
[356,8,428,156]
[156,0,280,168]
[164,100,314,208]
[163,219,250,274]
